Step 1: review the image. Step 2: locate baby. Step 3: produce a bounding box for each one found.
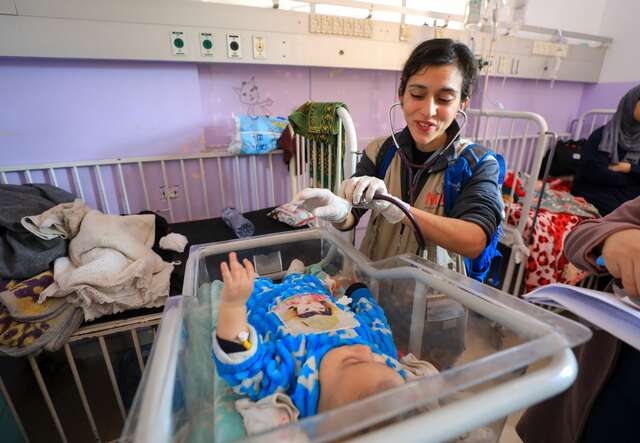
[212,252,407,417]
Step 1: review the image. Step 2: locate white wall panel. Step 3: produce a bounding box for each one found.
[0,0,607,82]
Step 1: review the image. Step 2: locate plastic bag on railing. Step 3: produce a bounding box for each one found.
[228,114,288,155]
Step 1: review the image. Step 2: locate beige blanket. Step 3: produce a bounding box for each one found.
[30,201,172,321]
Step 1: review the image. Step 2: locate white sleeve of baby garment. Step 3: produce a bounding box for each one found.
[212,324,259,364]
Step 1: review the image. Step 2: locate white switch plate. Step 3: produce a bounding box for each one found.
[253,35,266,59]
[532,40,569,58]
[170,31,186,55]
[226,33,242,58]
[497,55,510,74]
[200,32,214,57]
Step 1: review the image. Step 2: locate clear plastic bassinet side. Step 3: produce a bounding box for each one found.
[123,227,591,443]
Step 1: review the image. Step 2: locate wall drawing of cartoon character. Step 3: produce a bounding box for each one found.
[233,76,274,115]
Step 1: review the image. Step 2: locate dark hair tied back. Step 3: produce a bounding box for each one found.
[398,38,478,102]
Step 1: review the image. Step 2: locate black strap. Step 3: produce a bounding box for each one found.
[216,335,246,353]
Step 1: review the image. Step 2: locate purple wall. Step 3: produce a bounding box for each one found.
[2,57,609,168]
[1,59,402,167]
[197,64,399,148]
[3,57,637,222]
[473,77,587,135]
[0,58,205,166]
[577,81,639,117]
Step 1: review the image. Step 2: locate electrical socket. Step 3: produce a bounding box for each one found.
[226,33,242,58]
[161,185,179,200]
[253,35,266,59]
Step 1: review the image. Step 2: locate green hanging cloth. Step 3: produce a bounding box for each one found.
[288,101,348,191]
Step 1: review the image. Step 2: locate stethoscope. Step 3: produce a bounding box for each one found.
[388,102,468,204]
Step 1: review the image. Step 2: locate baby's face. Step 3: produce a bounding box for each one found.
[317,344,404,412]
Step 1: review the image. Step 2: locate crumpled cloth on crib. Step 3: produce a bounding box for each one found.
[400,353,440,379]
[159,232,189,253]
[21,198,89,240]
[0,271,83,357]
[235,393,300,436]
[0,183,76,279]
[31,201,172,321]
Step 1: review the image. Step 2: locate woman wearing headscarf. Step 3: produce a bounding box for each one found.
[572,84,640,215]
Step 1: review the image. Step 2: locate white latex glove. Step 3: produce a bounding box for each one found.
[339,176,408,224]
[291,188,351,223]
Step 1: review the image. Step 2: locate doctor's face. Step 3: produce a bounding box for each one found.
[400,64,467,152]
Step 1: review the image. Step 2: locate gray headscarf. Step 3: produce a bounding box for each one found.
[598,84,640,164]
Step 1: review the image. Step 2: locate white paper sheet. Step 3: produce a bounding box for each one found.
[525,283,640,350]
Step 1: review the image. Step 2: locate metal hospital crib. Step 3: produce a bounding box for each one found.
[1,107,557,442]
[122,227,591,443]
[0,107,358,443]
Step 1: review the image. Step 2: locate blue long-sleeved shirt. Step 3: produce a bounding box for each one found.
[212,275,406,417]
[572,126,640,216]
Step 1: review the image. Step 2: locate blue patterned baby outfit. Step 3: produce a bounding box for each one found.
[212,274,405,417]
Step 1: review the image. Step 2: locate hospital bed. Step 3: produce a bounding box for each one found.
[122,226,591,443]
[505,108,616,294]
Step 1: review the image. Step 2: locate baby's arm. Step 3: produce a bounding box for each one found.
[216,252,254,343]
[213,253,295,399]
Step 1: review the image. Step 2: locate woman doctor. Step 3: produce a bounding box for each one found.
[294,39,504,281]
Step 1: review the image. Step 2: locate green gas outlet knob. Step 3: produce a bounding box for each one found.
[202,39,213,50]
[173,38,184,48]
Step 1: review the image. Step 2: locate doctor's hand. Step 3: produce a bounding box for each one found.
[339,176,407,224]
[291,188,351,223]
[601,228,640,297]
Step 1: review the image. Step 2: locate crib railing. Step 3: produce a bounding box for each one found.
[0,149,292,223]
[572,109,615,140]
[289,106,359,195]
[465,109,551,296]
[1,313,161,443]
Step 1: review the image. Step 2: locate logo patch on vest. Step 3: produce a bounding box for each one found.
[423,191,443,210]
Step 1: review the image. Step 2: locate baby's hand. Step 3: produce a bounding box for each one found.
[220,252,255,307]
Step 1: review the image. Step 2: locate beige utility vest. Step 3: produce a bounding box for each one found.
[359,137,468,274]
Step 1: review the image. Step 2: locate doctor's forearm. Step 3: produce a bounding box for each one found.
[407,208,487,259]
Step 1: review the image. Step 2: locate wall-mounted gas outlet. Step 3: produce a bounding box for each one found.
[161,185,179,200]
[170,31,186,55]
[253,35,266,59]
[200,32,214,57]
[226,33,242,58]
